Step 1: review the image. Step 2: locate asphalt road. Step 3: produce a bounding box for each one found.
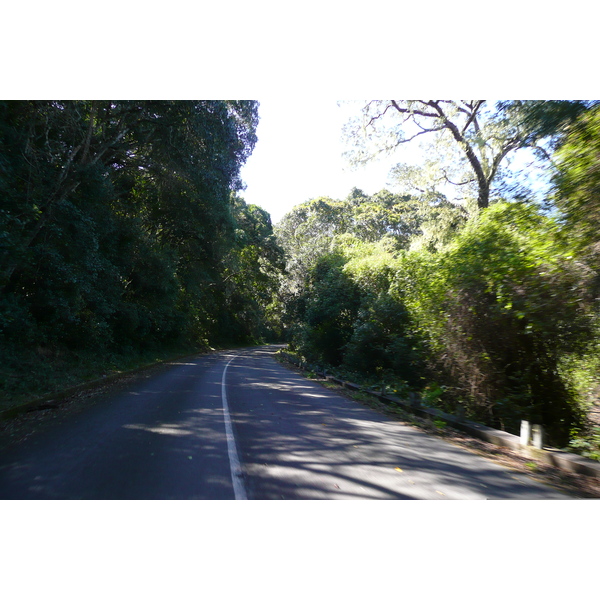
[0,345,570,499]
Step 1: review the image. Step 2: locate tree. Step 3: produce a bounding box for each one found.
[345,100,555,210]
[218,194,286,342]
[292,251,362,366]
[0,100,259,296]
[393,202,595,444]
[552,103,600,252]
[0,101,136,293]
[275,188,467,287]
[498,100,593,153]
[0,100,261,399]
[274,196,351,294]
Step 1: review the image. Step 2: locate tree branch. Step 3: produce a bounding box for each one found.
[396,126,445,145]
[441,169,477,186]
[366,102,396,129]
[489,138,522,181]
[426,101,490,207]
[390,100,440,120]
[460,101,485,135]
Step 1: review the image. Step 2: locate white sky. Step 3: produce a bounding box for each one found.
[239,99,403,224]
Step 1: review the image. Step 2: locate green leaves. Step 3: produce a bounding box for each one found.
[553,103,600,253]
[0,100,263,400]
[218,194,285,343]
[393,201,593,445]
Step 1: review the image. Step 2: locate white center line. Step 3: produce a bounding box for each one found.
[221,355,247,500]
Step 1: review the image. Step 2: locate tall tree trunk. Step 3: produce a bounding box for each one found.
[478,181,490,210]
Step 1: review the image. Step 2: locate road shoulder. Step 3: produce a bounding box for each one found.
[275,354,600,499]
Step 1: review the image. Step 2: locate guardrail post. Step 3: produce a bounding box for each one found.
[532,424,544,449]
[520,420,531,446]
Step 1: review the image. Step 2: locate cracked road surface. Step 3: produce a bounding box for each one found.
[0,346,570,499]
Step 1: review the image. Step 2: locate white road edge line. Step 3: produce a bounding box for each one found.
[221,355,248,500]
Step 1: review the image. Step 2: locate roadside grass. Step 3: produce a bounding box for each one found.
[0,340,269,417]
[0,344,201,414]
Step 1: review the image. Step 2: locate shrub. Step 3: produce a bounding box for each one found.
[393,203,595,445]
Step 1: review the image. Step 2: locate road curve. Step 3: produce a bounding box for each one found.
[0,345,569,499]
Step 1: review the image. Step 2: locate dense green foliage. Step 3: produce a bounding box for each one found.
[0,100,284,402]
[3,98,600,456]
[553,104,600,253]
[395,204,595,445]
[279,100,600,450]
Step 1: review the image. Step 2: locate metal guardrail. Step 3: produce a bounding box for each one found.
[278,353,600,480]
